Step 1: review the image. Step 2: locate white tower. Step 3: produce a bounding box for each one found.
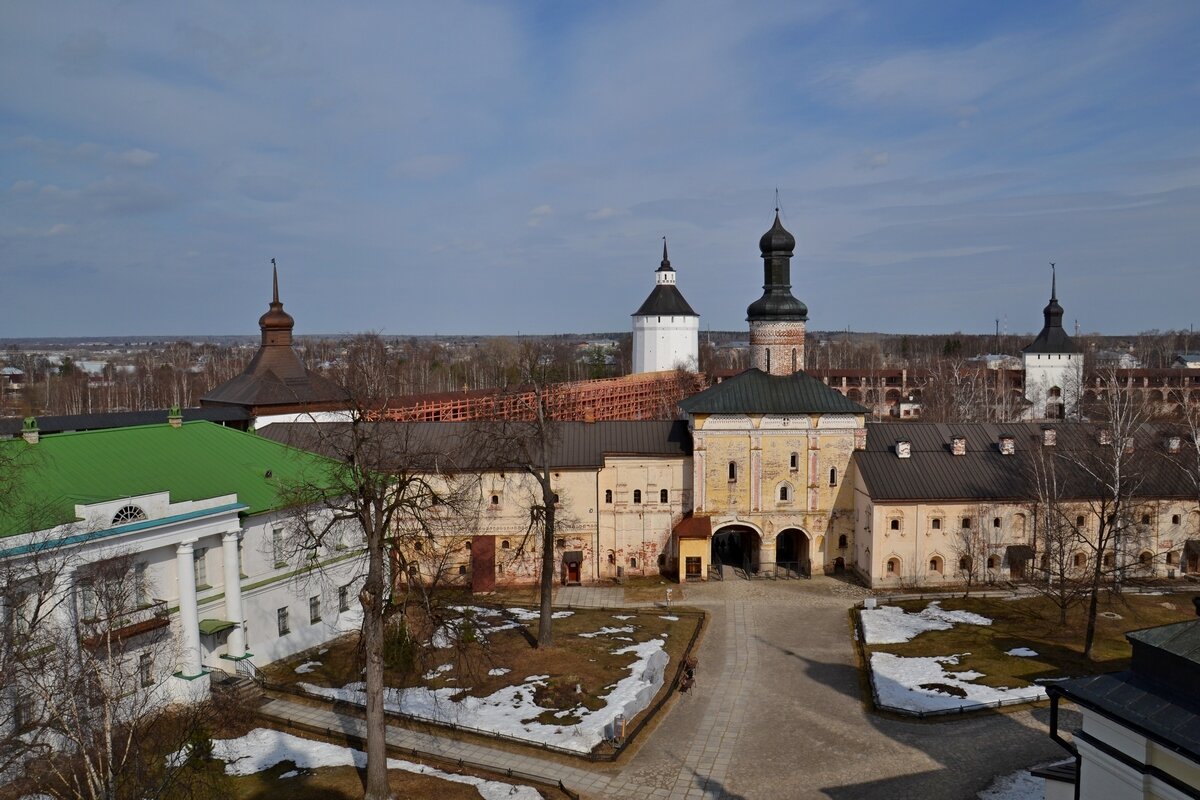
[632,240,700,373]
[1022,266,1083,419]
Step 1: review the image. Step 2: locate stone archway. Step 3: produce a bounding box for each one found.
[711,525,761,576]
[775,528,811,577]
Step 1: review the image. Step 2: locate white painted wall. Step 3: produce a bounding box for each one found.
[1023,351,1083,419]
[632,314,699,373]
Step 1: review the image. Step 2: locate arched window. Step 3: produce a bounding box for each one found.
[886,558,899,574]
[633,489,642,504]
[1075,515,1085,527]
[962,517,972,530]
[959,556,971,571]
[1166,551,1177,566]
[889,518,900,531]
[790,452,799,470]
[660,489,669,504]
[1172,514,1181,525]
[1141,513,1151,525]
[111,505,146,525]
[993,517,1001,529]
[1074,552,1087,568]
[500,539,511,550]
[928,557,942,573]
[1103,552,1115,567]
[931,518,942,530]
[837,534,847,549]
[728,462,737,482]
[779,484,791,502]
[987,555,998,570]
[629,557,638,569]
[1139,551,1152,566]
[491,494,500,506]
[605,489,612,504]
[829,467,838,487]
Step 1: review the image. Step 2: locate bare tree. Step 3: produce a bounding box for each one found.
[1066,371,1153,659]
[1025,440,1088,625]
[276,334,478,800]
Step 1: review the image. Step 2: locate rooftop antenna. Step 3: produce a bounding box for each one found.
[271,257,278,303]
[775,187,780,213]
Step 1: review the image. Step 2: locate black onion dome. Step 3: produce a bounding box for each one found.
[759,211,795,255]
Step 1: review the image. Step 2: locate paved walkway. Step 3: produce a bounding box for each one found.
[260,580,1075,799]
[554,585,631,608]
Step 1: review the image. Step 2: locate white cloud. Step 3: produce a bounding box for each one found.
[109,148,159,167]
[585,206,624,220]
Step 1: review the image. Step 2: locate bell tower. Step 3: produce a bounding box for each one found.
[747,210,808,375]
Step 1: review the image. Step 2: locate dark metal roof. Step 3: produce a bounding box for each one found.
[855,422,1195,501]
[1127,617,1200,663]
[679,368,868,415]
[1022,273,1081,354]
[748,211,807,322]
[0,406,250,437]
[1049,669,1200,763]
[632,285,698,317]
[258,419,692,471]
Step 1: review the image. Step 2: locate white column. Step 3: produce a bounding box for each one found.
[175,540,203,678]
[222,531,246,658]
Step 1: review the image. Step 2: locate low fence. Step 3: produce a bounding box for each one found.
[260,605,707,764]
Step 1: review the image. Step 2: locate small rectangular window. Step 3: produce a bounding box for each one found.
[633,489,642,504]
[277,607,290,636]
[309,596,321,624]
[193,548,208,587]
[139,653,153,688]
[660,489,669,504]
[272,528,285,567]
[338,585,351,613]
[134,562,149,607]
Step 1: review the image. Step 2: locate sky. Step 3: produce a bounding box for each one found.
[2,1,1198,339]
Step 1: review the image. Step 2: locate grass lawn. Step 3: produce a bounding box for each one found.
[264,600,700,750]
[620,574,687,605]
[866,591,1200,691]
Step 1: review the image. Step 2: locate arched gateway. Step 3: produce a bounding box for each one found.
[711,525,760,575]
[775,528,811,577]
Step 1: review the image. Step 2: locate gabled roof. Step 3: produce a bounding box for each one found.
[678,368,868,415]
[632,285,698,317]
[258,419,692,471]
[0,421,338,537]
[853,421,1194,501]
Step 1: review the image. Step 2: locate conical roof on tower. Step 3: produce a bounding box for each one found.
[201,264,349,414]
[1023,265,1081,354]
[632,238,699,317]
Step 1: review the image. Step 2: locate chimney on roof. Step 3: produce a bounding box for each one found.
[1166,435,1182,454]
[896,440,911,459]
[21,417,38,445]
[168,404,183,429]
[1042,426,1056,447]
[999,434,1015,455]
[951,435,967,456]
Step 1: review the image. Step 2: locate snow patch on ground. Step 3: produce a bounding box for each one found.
[294,661,322,674]
[659,615,679,621]
[578,625,635,638]
[423,664,454,680]
[301,638,669,753]
[487,668,511,676]
[197,728,540,800]
[612,614,635,620]
[504,607,574,621]
[870,652,1046,713]
[860,602,992,645]
[1005,647,1039,658]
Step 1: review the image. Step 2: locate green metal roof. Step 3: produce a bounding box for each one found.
[198,619,237,636]
[0,420,339,538]
[679,368,869,416]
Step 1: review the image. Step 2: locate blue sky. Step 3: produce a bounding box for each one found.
[2,1,1198,338]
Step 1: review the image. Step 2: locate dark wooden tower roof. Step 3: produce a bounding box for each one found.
[201,265,348,415]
